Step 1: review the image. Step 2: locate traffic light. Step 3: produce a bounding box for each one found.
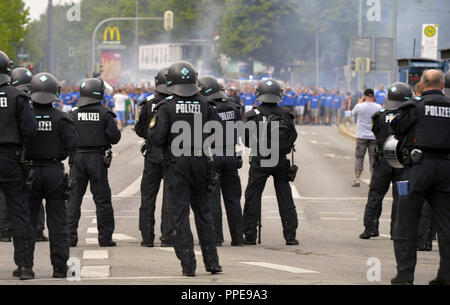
[370,61,376,72]
[164,10,174,31]
[27,63,35,72]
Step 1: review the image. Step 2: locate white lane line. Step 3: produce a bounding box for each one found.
[116,175,143,197]
[83,250,109,260]
[291,184,301,199]
[87,227,98,234]
[240,262,319,274]
[265,216,305,220]
[320,218,358,221]
[157,247,202,256]
[319,212,355,215]
[91,218,97,224]
[81,266,110,278]
[85,238,99,245]
[112,233,137,241]
[380,234,391,239]
[300,197,393,201]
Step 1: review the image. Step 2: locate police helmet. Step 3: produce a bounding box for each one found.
[384,82,413,110]
[199,76,228,101]
[444,70,450,98]
[0,51,13,85]
[155,67,170,95]
[78,78,105,107]
[166,61,200,97]
[30,73,60,104]
[255,79,283,104]
[11,68,33,92]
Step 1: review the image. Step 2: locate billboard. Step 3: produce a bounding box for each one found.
[421,24,439,60]
[100,50,122,86]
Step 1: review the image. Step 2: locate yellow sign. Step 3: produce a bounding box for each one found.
[103,26,121,43]
[424,25,437,38]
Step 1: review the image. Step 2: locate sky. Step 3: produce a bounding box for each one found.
[24,0,80,21]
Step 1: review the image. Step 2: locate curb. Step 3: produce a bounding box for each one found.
[338,124,357,140]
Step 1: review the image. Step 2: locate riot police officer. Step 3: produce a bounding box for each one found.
[243,79,299,246]
[390,69,450,285]
[359,83,412,239]
[0,67,35,243]
[199,76,244,247]
[135,67,173,247]
[0,50,36,280]
[148,61,222,276]
[67,78,121,247]
[25,72,79,278]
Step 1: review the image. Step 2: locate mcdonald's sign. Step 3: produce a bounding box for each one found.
[103,26,121,43]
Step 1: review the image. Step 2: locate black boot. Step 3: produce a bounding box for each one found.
[53,266,68,278]
[99,240,117,247]
[206,265,223,274]
[140,241,154,247]
[429,277,450,285]
[359,230,379,239]
[286,238,299,246]
[18,267,35,280]
[0,231,11,242]
[391,275,413,285]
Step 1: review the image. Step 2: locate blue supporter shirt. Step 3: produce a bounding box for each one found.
[375,90,387,106]
[326,95,334,108]
[320,94,327,107]
[310,96,319,109]
[284,90,296,106]
[333,96,342,110]
[243,93,255,106]
[296,93,304,106]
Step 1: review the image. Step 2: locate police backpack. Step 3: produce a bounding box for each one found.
[259,109,294,155]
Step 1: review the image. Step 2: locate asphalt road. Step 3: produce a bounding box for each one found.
[0,125,441,285]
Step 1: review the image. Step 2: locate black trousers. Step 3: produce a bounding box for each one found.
[27,164,69,269]
[393,158,450,282]
[243,157,298,241]
[417,201,435,247]
[0,153,34,267]
[0,190,45,237]
[363,157,402,234]
[212,156,243,245]
[139,155,173,243]
[166,156,219,273]
[67,152,115,244]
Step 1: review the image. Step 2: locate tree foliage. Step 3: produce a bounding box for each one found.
[0,0,29,58]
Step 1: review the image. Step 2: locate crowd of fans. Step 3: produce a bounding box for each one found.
[56,81,389,127]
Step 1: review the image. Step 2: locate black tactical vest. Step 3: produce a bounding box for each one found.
[145,95,164,163]
[215,100,240,156]
[373,109,400,149]
[72,103,110,148]
[405,92,450,151]
[25,106,67,160]
[167,94,209,155]
[0,84,25,146]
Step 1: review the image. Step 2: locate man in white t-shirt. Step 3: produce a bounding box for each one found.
[113,89,128,131]
[351,88,382,187]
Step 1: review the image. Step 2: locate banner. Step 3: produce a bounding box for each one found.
[421,24,439,60]
[100,50,121,87]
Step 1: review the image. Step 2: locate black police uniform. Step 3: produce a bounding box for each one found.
[0,68,47,243]
[360,108,403,238]
[0,52,37,276]
[25,99,79,275]
[67,80,121,246]
[243,102,299,244]
[135,92,173,246]
[391,89,450,284]
[149,92,221,275]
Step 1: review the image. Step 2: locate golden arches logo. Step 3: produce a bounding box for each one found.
[104,26,121,42]
[424,26,436,38]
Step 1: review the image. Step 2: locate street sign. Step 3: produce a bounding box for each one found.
[421,24,438,60]
[17,53,29,59]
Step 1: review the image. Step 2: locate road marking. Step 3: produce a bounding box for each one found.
[113,233,137,241]
[91,218,97,224]
[83,250,109,260]
[85,238,99,245]
[157,247,202,256]
[264,216,305,220]
[116,175,142,197]
[291,184,301,199]
[380,234,391,239]
[362,179,371,185]
[319,212,355,215]
[81,266,110,278]
[320,218,358,221]
[240,262,319,274]
[299,196,393,201]
[87,227,98,234]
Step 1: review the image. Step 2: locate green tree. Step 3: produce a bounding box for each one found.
[0,0,29,58]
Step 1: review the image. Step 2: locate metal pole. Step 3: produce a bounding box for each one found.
[358,0,363,37]
[135,0,139,83]
[316,33,319,86]
[91,17,164,72]
[392,0,398,82]
[47,0,54,73]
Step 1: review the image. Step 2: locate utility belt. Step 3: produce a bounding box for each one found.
[24,159,62,167]
[75,146,113,168]
[402,148,450,166]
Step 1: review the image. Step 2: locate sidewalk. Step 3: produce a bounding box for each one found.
[338,122,356,140]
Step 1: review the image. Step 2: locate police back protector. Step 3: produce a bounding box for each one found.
[72,104,111,148]
[0,84,26,146]
[25,107,68,160]
[405,94,450,151]
[215,100,239,156]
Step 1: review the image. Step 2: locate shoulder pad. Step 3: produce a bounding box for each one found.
[60,111,75,123]
[154,100,167,112]
[106,109,117,119]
